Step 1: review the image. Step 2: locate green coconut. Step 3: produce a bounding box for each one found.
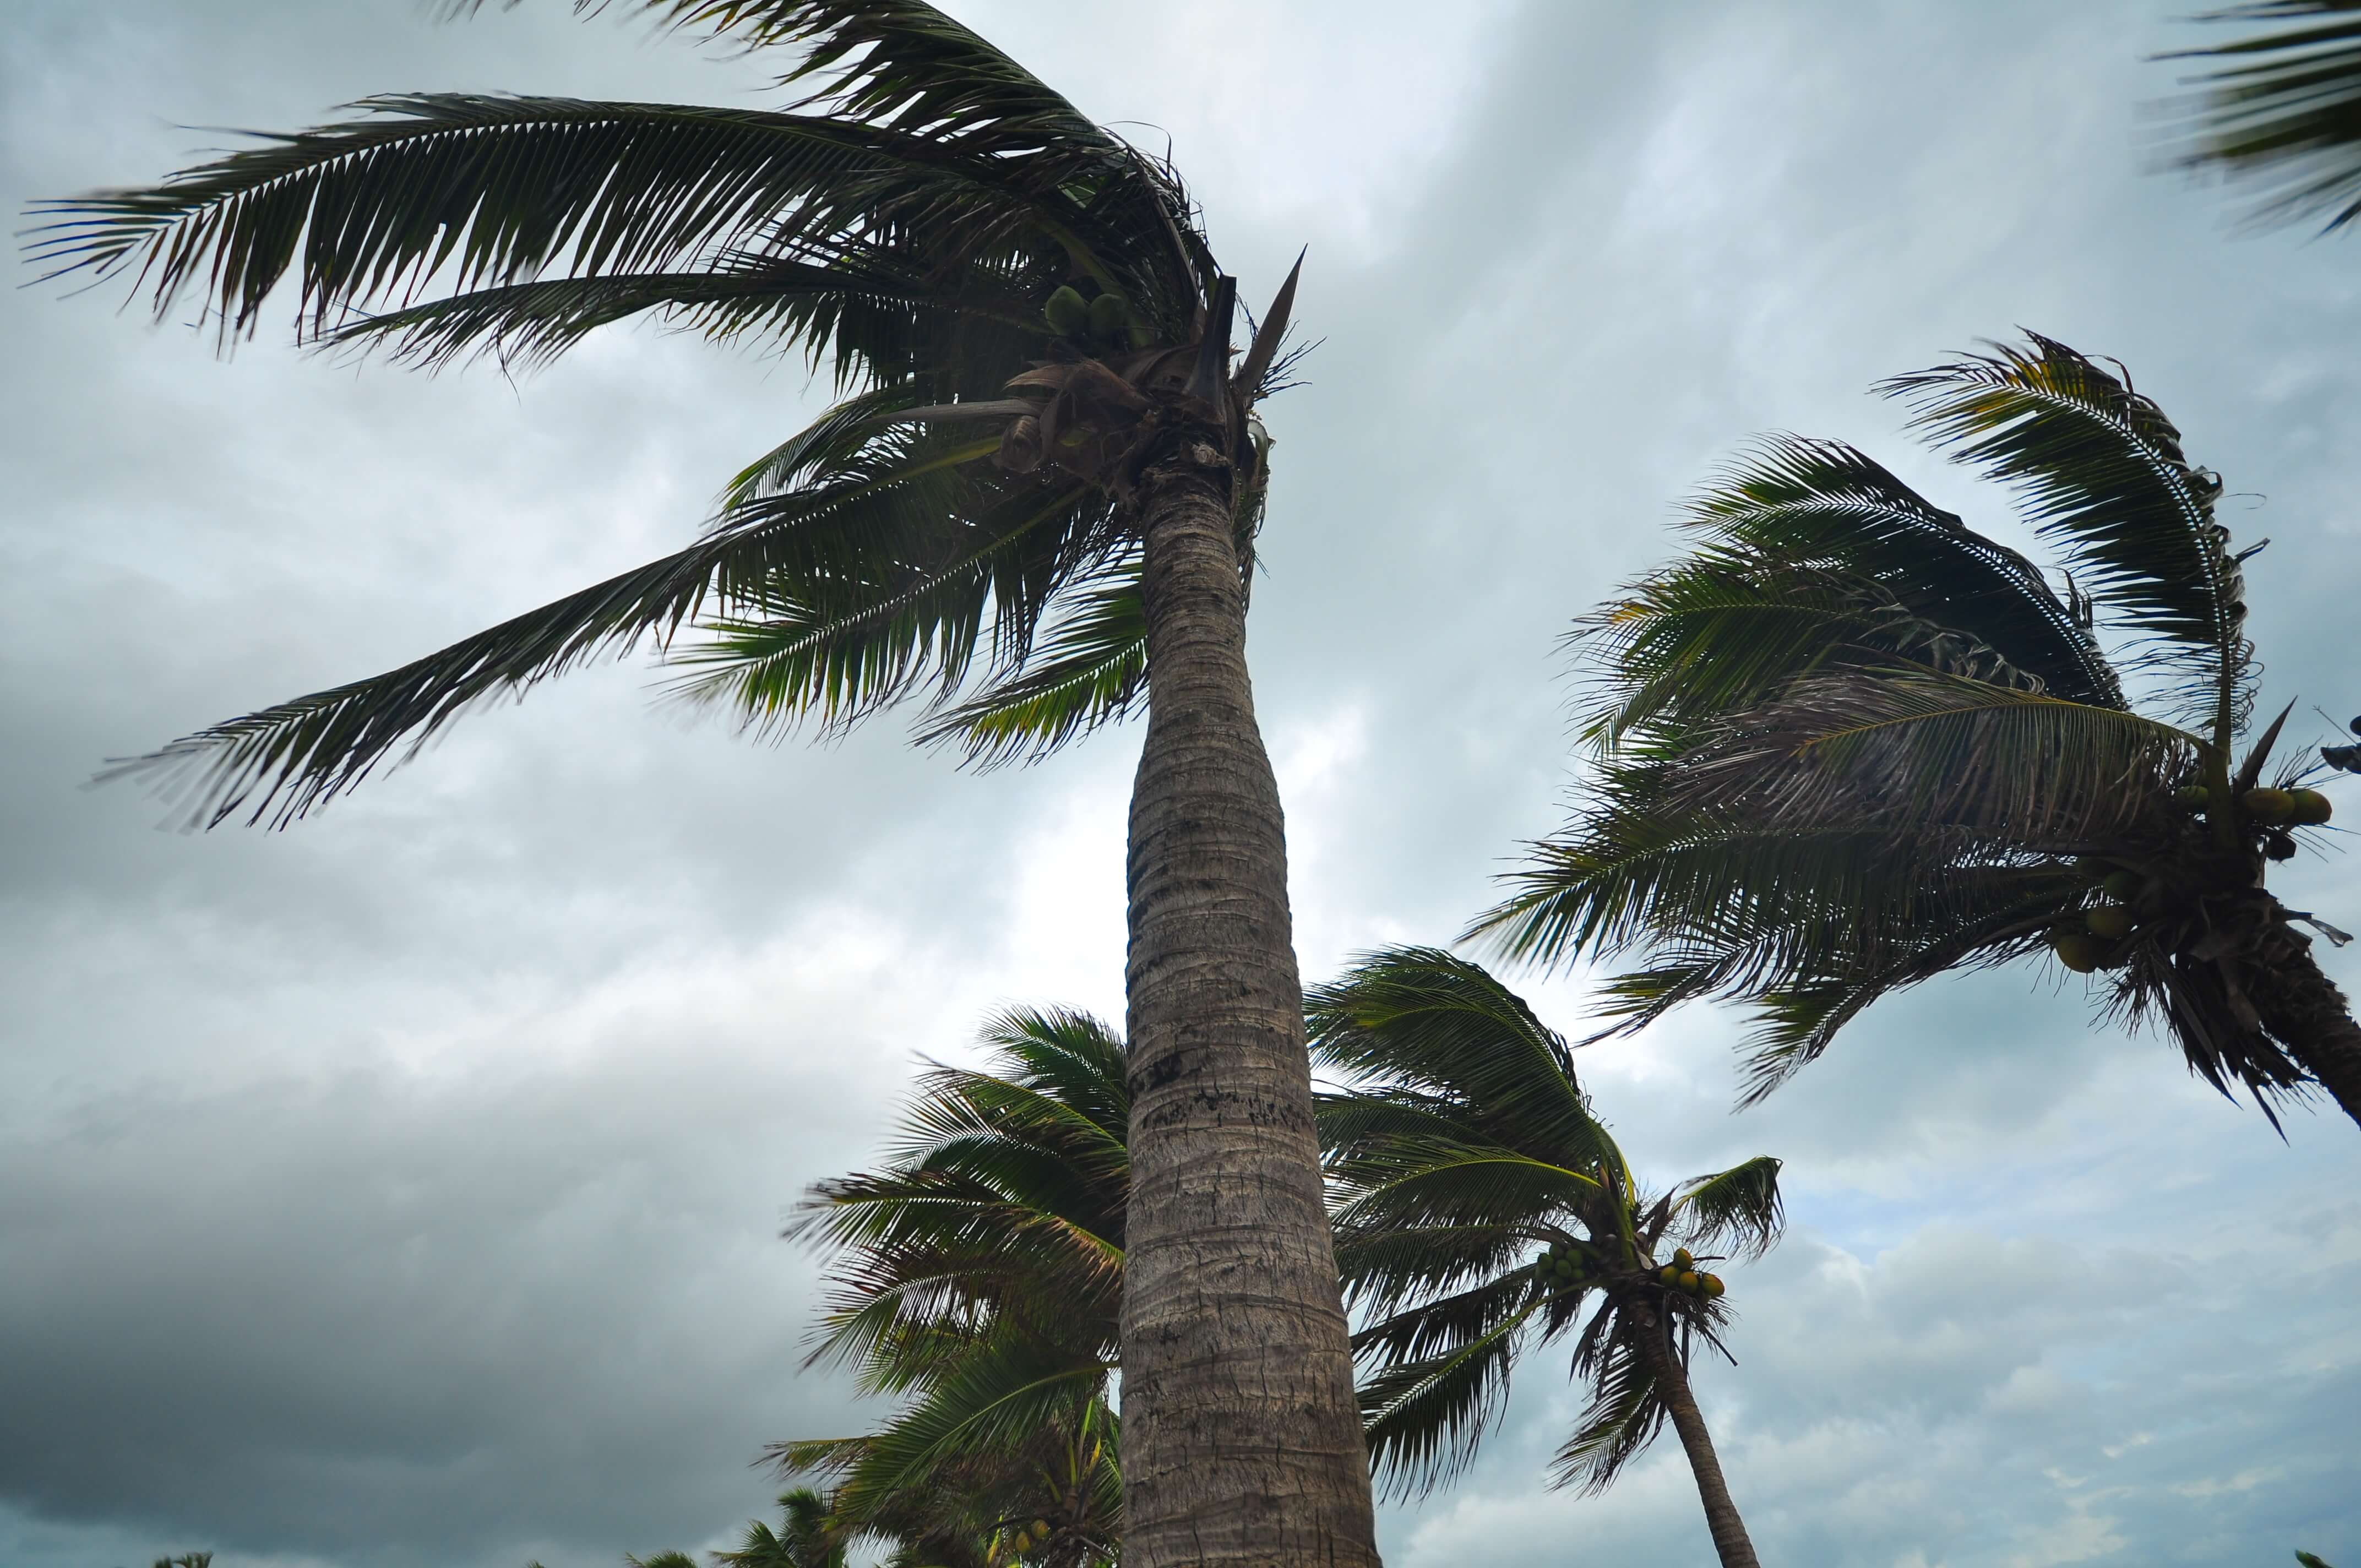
[1043,285,1090,337]
[1677,1270,1702,1293]
[2101,869,2144,902]
[2085,905,2136,940]
[2290,788,2333,826]
[1658,1264,1680,1286]
[2171,783,2211,809]
[1701,1273,1726,1298]
[2242,787,2296,823]
[2052,932,2107,973]
[1672,1247,1694,1268]
[1087,290,1131,344]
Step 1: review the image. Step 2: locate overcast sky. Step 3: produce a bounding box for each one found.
[4,3,2358,1567]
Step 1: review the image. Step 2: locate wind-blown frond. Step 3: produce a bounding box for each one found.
[2158,0,2361,233]
[1668,1157,1785,1261]
[1355,1295,1538,1499]
[1879,335,2251,730]
[915,578,1147,766]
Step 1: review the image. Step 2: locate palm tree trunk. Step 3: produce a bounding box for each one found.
[2249,910,2361,1129]
[1119,435,1380,1568]
[1633,1311,1761,1568]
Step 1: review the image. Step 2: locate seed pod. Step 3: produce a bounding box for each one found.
[2289,788,2333,826]
[2085,905,2136,940]
[1043,285,1089,337]
[2242,787,2296,823]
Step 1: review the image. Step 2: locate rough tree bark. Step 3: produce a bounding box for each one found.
[2249,907,2361,1128]
[1633,1308,1761,1568]
[1119,434,1381,1568]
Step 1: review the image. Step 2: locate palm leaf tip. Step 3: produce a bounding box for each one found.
[2154,0,2361,234]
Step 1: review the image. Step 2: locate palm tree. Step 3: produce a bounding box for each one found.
[26,7,1372,1561]
[1307,947,1787,1568]
[777,1006,1125,1568]
[713,1488,850,1568]
[2157,2,2361,233]
[1473,334,2361,1130]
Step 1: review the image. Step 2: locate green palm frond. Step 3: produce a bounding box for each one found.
[1552,1310,1665,1495]
[1879,335,2250,733]
[915,578,1147,767]
[1307,947,1619,1171]
[1355,1296,1539,1499]
[2158,1,2361,233]
[1667,1157,1785,1260]
[1669,666,2201,840]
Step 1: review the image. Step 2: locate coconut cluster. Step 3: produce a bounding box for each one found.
[1533,1239,1597,1289]
[1653,1246,1725,1300]
[996,1518,1055,1561]
[2049,781,2338,972]
[1042,284,1147,353]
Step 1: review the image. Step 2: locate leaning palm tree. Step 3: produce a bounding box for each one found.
[779,1006,1126,1568]
[1474,334,2361,1128]
[26,6,1370,1562]
[2158,1,2361,233]
[1308,947,1787,1568]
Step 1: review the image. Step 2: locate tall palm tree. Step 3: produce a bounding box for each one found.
[713,1488,850,1568]
[778,1006,1125,1568]
[2158,1,2361,233]
[1472,334,2361,1129]
[26,7,1372,1561]
[1307,947,1787,1568]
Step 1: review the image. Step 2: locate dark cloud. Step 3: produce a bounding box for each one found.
[5,2,2358,1567]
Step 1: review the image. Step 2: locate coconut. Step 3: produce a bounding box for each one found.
[1677,1270,1702,1293]
[2289,788,2333,826]
[2101,869,2144,902]
[1701,1273,1726,1298]
[1658,1264,1680,1286]
[1087,290,1131,343]
[2052,933,2107,973]
[1043,285,1089,337]
[1672,1248,1694,1268]
[2242,787,2296,823]
[2085,905,2136,940]
[2172,784,2211,809]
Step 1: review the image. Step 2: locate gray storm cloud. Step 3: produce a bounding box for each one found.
[3,3,2356,1566]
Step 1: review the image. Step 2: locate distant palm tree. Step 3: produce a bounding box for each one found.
[778,1007,1125,1568]
[1474,334,2361,1129]
[1308,948,1787,1568]
[2158,2,2361,233]
[28,6,1372,1561]
[714,1488,848,1568]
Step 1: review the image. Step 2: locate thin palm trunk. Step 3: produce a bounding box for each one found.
[1632,1306,1761,1568]
[1120,436,1380,1568]
[2249,911,2361,1128]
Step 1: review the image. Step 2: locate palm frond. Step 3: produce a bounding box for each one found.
[1356,1298,1538,1500]
[914,578,1146,767]
[1668,1157,1786,1260]
[1880,334,2251,733]
[1307,947,1619,1171]
[2157,1,2361,233]
[1551,1312,1666,1495]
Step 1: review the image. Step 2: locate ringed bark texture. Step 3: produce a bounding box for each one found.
[2249,910,2361,1129]
[1634,1311,1761,1568]
[1120,440,1381,1568]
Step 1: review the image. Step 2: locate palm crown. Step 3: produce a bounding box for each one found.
[28,0,1293,823]
[779,1007,1125,1568]
[1309,948,1785,1568]
[1472,335,2361,1126]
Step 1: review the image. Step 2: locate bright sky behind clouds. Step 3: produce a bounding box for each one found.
[3,3,2357,1567]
